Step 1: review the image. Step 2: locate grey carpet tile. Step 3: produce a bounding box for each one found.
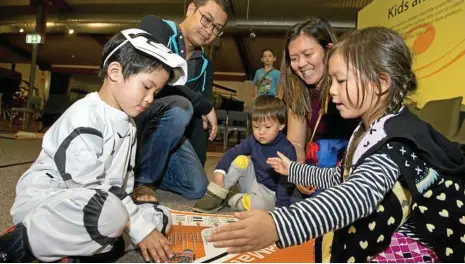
[0,138,42,167]
[116,250,145,263]
[0,164,29,231]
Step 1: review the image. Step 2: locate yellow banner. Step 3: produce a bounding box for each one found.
[358,0,465,106]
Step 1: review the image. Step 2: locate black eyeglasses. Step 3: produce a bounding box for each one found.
[196,8,224,37]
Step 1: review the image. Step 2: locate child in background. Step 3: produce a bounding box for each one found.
[208,27,465,263]
[253,49,280,97]
[193,95,296,213]
[0,28,187,263]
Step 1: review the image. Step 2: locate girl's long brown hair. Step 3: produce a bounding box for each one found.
[326,27,417,178]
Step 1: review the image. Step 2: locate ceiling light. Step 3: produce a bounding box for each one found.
[68,29,74,34]
[19,28,24,33]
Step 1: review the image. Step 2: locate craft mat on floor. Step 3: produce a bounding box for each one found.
[168,210,315,263]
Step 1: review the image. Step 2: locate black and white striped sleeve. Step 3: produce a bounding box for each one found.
[288,162,342,189]
[270,153,400,248]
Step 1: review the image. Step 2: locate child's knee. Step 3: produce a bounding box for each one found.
[104,192,130,235]
[231,155,249,169]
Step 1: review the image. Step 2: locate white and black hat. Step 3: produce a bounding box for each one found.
[103,28,187,86]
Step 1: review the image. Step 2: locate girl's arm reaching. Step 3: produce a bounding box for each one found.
[287,161,341,189]
[271,153,400,248]
[211,153,400,253]
[267,151,342,189]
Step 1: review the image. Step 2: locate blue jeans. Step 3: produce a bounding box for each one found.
[135,95,208,199]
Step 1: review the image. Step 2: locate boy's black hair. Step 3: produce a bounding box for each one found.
[99,32,172,80]
[261,48,275,57]
[250,95,286,125]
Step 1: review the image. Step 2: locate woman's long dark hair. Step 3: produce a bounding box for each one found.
[279,17,337,119]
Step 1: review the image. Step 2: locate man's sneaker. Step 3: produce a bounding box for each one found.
[0,223,35,263]
[193,182,229,213]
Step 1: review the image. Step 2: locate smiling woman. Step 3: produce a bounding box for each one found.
[278,17,358,199]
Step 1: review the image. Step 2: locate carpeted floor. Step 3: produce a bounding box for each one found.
[0,137,230,262]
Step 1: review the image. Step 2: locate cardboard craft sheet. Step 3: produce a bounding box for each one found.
[168,210,314,263]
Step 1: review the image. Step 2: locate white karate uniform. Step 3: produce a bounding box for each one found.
[10,92,171,262]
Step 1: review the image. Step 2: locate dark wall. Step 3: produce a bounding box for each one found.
[49,72,70,94]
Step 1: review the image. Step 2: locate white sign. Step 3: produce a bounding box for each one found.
[25,34,42,44]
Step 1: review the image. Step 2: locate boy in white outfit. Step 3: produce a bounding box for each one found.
[0,28,187,263]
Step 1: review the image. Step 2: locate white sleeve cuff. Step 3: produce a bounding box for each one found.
[214,169,227,176]
[127,211,157,244]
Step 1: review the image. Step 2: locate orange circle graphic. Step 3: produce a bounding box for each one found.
[403,23,435,55]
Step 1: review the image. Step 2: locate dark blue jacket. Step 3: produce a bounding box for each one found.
[216,132,297,207]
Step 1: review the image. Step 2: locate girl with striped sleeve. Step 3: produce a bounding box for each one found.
[208,27,465,263]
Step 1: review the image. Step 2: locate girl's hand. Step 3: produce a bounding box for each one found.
[266,151,291,176]
[207,210,279,253]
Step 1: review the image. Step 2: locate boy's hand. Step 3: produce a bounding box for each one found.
[204,108,218,141]
[138,229,173,263]
[266,151,291,175]
[207,210,279,253]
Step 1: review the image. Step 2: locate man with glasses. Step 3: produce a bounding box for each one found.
[133,0,229,204]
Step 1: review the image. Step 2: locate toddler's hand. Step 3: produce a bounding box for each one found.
[297,185,317,195]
